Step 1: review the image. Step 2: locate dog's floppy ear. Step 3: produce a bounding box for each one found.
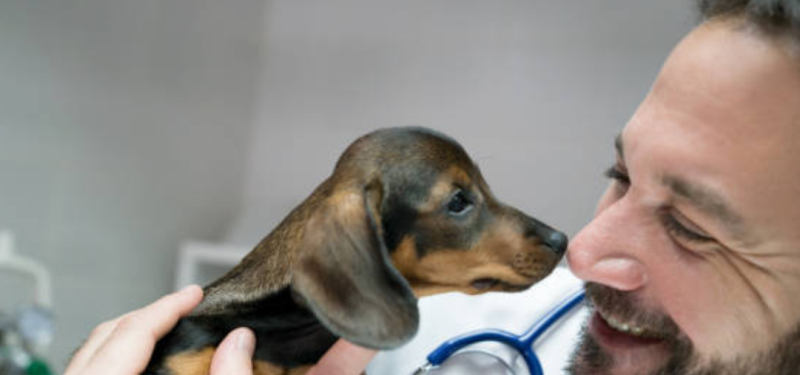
[291,180,419,349]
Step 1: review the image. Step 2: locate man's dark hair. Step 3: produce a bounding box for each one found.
[698,0,800,40]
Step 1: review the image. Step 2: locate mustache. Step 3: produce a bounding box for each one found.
[584,282,683,339]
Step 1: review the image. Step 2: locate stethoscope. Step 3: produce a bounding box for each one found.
[415,289,585,375]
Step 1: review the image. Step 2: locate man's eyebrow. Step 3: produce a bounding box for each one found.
[662,175,745,232]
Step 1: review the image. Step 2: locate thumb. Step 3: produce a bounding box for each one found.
[210,327,256,375]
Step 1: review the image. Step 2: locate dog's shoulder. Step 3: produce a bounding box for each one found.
[146,287,338,374]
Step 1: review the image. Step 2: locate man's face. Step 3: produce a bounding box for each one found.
[567,19,800,375]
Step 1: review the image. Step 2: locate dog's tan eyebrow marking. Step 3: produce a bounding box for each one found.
[418,166,475,213]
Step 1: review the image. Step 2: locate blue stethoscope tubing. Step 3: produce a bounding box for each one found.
[425,289,586,375]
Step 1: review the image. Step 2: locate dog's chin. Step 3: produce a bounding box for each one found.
[470,277,534,293]
[409,274,541,297]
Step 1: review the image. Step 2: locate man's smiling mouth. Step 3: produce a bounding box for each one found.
[597,309,667,339]
[590,308,668,351]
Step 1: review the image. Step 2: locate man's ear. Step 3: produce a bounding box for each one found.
[290,180,419,349]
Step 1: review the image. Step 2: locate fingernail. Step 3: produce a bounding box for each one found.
[235,328,255,353]
[179,284,201,295]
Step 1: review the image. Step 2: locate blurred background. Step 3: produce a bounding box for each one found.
[0,0,693,372]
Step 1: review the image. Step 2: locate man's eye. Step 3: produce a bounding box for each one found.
[447,191,473,216]
[604,165,630,189]
[661,213,715,243]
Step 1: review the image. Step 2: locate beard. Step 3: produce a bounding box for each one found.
[567,283,800,375]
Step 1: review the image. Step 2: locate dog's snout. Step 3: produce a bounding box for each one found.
[544,230,568,255]
[523,216,568,256]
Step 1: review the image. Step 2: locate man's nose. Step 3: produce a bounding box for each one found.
[567,201,648,291]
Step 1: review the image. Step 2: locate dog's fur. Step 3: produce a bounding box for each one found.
[144,127,567,375]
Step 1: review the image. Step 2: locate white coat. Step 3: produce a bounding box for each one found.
[366,268,588,375]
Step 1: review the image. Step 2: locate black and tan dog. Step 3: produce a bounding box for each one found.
[145,127,567,375]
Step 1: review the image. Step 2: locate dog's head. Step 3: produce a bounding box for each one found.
[290,127,567,349]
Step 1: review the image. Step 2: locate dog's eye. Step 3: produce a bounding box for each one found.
[447,191,473,216]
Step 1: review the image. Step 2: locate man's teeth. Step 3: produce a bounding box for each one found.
[599,310,658,338]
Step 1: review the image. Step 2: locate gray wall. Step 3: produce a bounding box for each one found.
[0,0,695,371]
[226,1,695,244]
[0,0,265,370]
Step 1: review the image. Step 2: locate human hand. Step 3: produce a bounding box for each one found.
[65,285,375,375]
[64,285,204,375]
[200,327,254,375]
[306,339,377,375]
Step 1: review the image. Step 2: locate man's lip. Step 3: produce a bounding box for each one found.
[589,311,665,349]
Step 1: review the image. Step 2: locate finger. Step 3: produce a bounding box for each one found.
[66,307,158,375]
[306,339,377,375]
[64,316,122,375]
[210,327,256,375]
[80,285,204,375]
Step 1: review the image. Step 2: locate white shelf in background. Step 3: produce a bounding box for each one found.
[174,241,249,290]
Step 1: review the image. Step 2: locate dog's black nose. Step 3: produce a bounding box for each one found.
[520,211,569,256]
[544,230,569,255]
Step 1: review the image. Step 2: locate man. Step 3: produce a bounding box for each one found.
[66,0,800,374]
[566,0,800,374]
[376,2,800,373]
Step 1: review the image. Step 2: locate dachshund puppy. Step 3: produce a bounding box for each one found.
[144,127,567,375]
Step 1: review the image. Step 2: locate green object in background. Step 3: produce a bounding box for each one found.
[27,359,52,375]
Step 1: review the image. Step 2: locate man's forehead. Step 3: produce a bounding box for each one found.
[665,20,800,125]
[638,21,800,164]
